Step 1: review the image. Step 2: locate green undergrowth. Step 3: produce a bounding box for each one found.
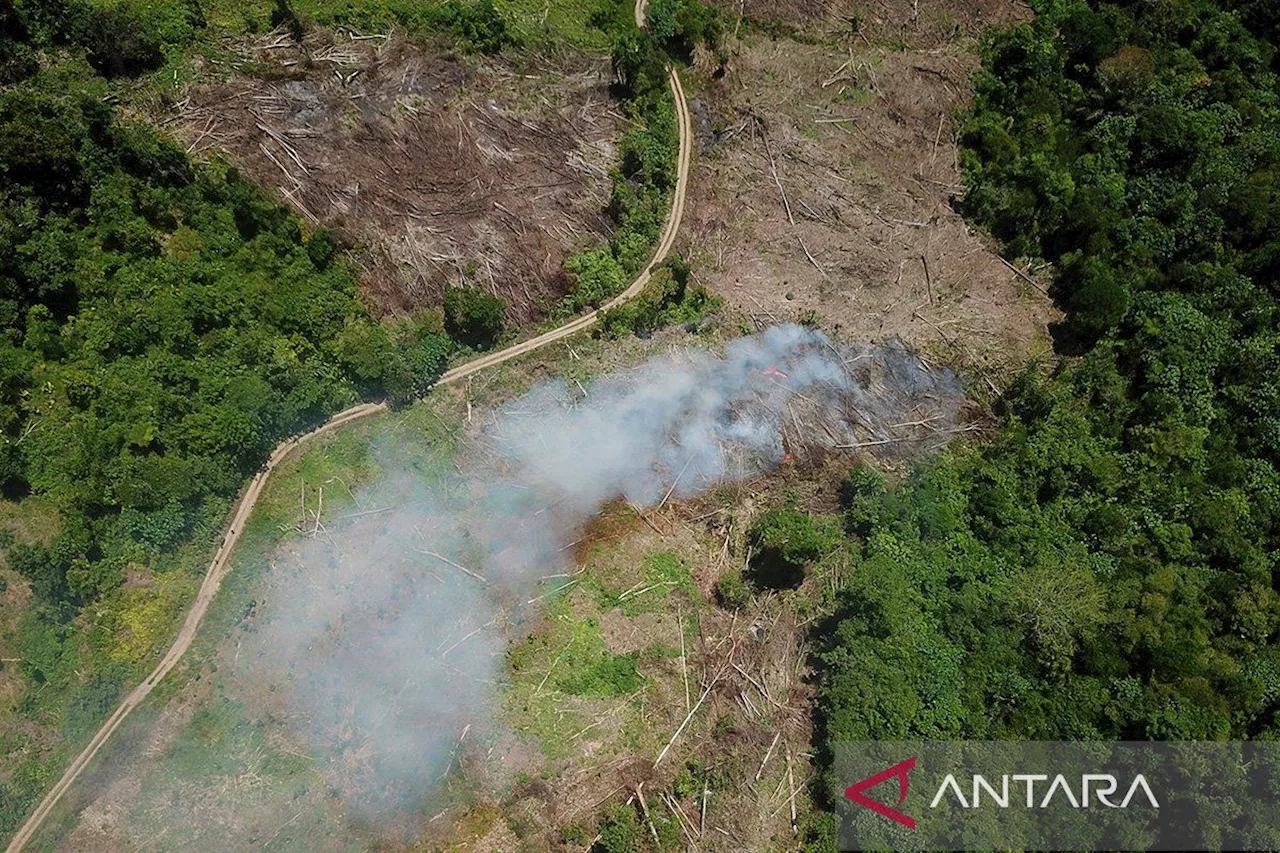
[600,258,720,339]
[588,550,699,616]
[554,52,678,317]
[507,595,639,759]
[506,544,703,762]
[551,0,724,320]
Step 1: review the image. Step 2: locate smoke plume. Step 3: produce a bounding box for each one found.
[237,325,963,820]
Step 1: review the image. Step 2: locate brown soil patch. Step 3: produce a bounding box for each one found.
[569,498,645,565]
[176,31,621,326]
[598,609,677,655]
[713,0,1027,42]
[684,1,1058,378]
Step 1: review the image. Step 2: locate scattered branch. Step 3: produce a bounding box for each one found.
[658,454,695,510]
[759,120,795,225]
[998,255,1052,297]
[635,783,660,845]
[756,730,782,781]
[798,236,827,279]
[417,549,488,584]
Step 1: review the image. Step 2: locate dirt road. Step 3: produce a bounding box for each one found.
[436,67,691,385]
[3,9,691,851]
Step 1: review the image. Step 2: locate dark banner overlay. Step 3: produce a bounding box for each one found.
[831,741,1280,851]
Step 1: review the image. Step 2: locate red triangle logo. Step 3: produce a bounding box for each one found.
[844,756,917,829]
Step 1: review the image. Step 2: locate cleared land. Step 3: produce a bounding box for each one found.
[685,0,1056,376]
[32,323,960,852]
[171,31,621,324]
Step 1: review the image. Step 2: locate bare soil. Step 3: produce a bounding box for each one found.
[714,0,1027,40]
[174,31,622,326]
[684,0,1057,379]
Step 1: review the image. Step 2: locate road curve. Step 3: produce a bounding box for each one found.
[3,10,691,852]
[436,67,692,385]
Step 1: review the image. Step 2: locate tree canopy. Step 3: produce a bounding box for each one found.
[812,2,1280,838]
[0,79,450,617]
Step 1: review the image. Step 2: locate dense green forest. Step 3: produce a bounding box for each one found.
[0,72,458,607]
[810,1,1280,838]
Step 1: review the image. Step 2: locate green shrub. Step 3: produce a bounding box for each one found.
[556,44,680,318]
[423,0,516,53]
[601,259,718,338]
[560,246,627,315]
[839,465,888,538]
[63,670,125,742]
[0,0,37,84]
[0,753,56,836]
[748,504,828,589]
[389,320,453,400]
[270,0,305,41]
[645,0,721,60]
[83,7,165,78]
[9,540,74,609]
[558,650,643,697]
[443,285,506,351]
[650,0,721,58]
[595,803,642,853]
[611,28,666,96]
[333,315,453,402]
[714,568,751,610]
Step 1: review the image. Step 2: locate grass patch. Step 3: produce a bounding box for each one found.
[591,550,698,615]
[164,695,262,778]
[506,593,649,756]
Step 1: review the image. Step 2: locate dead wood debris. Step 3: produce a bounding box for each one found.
[173,30,620,325]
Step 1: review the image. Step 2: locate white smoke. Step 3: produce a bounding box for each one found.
[235,324,962,823]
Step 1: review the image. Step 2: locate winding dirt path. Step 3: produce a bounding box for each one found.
[4,11,691,851]
[436,71,691,385]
